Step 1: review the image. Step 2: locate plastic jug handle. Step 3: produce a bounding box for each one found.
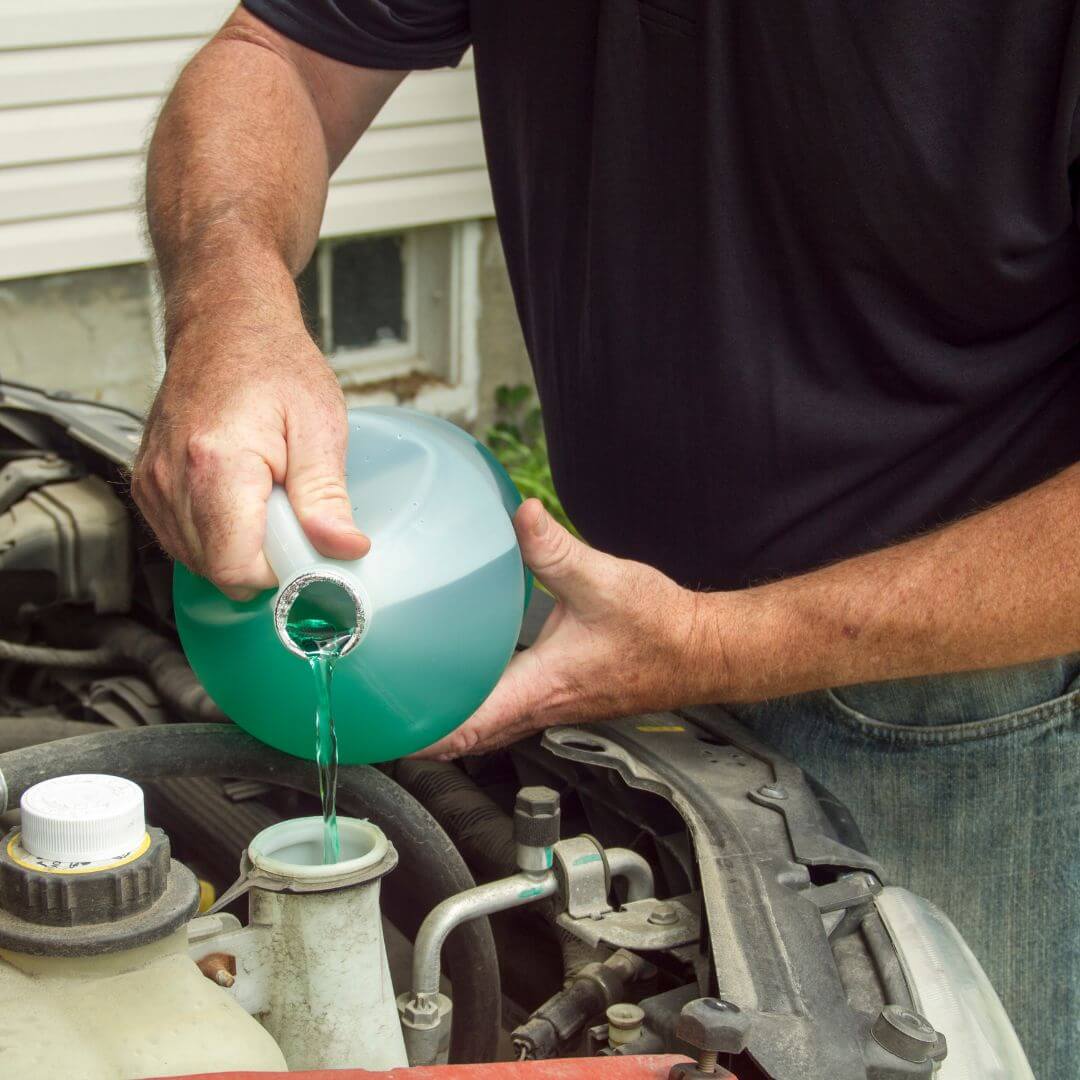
[263,486,320,586]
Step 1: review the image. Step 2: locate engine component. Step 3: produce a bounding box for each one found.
[671,998,751,1075]
[512,949,650,1060]
[0,722,502,1065]
[606,1004,646,1049]
[0,773,284,1077]
[0,773,197,955]
[399,784,658,1066]
[189,816,408,1071]
[0,473,131,616]
[542,719,883,1079]
[0,385,1037,1080]
[391,758,517,881]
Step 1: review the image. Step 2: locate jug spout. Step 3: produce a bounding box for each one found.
[263,486,369,659]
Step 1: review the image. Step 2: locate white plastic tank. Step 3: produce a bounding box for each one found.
[244,816,408,1070]
[0,774,286,1079]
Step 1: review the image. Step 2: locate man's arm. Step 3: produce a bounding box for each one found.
[133,7,405,598]
[421,461,1080,758]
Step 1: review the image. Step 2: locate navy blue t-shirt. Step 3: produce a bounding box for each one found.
[245,0,1080,590]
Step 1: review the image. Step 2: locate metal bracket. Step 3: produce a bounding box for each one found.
[552,835,611,919]
[558,895,700,951]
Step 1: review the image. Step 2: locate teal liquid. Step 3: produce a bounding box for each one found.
[175,543,526,765]
[285,614,352,864]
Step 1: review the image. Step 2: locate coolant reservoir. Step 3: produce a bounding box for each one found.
[174,406,529,763]
[0,774,285,1078]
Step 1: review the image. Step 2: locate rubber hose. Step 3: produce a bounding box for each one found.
[0,717,279,884]
[0,723,501,1064]
[391,759,517,881]
[95,621,228,724]
[0,638,117,669]
[0,715,101,754]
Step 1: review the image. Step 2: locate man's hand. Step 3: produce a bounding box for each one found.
[134,7,404,597]
[416,499,714,759]
[131,314,369,600]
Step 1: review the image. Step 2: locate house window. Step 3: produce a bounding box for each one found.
[296,225,477,408]
[297,233,408,355]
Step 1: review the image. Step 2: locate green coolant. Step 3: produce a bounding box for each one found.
[284,589,356,864]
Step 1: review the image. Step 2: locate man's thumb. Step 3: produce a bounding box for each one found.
[514,499,600,599]
[284,428,369,561]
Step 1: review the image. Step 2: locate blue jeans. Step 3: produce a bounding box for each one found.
[725,656,1080,1080]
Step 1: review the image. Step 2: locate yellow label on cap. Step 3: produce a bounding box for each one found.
[6,831,151,875]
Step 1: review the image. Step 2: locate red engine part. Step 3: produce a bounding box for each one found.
[159,1053,735,1080]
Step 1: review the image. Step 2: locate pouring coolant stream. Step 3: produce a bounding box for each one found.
[283,607,350,864]
[173,406,532,864]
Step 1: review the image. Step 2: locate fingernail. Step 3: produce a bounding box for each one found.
[532,506,549,538]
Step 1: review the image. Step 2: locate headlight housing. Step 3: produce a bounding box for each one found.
[874,886,1033,1079]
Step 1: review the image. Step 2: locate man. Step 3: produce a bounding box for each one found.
[132,3,1080,1075]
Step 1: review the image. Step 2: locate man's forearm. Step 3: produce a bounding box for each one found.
[709,461,1080,701]
[146,11,401,346]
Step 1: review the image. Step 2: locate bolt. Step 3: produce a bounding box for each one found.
[695,1051,719,1075]
[515,786,560,816]
[676,996,750,1060]
[871,1004,945,1064]
[648,902,680,926]
[196,952,236,989]
[757,783,787,800]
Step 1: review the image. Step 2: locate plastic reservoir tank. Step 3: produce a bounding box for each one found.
[0,774,285,1078]
[174,406,530,764]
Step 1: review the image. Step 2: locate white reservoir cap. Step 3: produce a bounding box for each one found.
[20,774,146,864]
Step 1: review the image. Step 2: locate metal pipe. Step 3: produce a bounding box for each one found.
[412,871,559,1002]
[606,847,654,902]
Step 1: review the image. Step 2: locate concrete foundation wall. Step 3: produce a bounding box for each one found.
[0,264,162,414]
[0,218,534,434]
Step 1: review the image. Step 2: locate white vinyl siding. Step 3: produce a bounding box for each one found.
[0,1,493,281]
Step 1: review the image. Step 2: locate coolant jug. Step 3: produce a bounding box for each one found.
[174,406,529,763]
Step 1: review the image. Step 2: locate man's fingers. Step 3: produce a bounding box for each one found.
[284,400,370,560]
[412,650,544,759]
[184,436,278,599]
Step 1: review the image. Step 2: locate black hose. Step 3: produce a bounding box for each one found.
[0,639,117,669]
[94,621,228,724]
[0,724,501,1064]
[391,759,517,881]
[0,715,101,753]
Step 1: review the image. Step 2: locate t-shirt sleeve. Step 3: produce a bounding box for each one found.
[241,0,470,70]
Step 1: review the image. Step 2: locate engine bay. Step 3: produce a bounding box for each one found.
[0,381,1030,1080]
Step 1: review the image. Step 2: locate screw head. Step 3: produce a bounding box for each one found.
[648,902,680,926]
[757,784,787,800]
[515,786,560,816]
